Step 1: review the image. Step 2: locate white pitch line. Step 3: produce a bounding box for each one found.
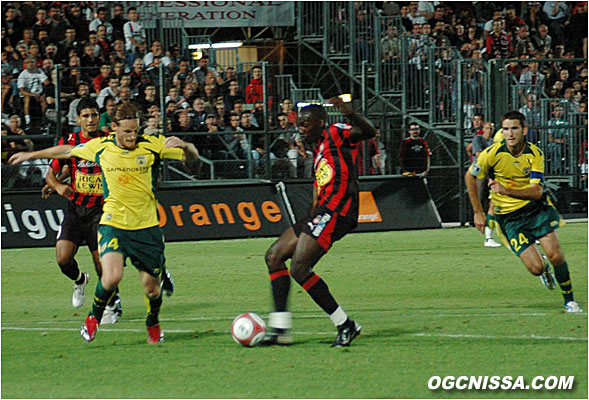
[3,311,583,326]
[410,332,587,341]
[1,326,586,342]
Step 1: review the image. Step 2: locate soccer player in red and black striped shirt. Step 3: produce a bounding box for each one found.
[263,97,376,347]
[44,98,110,313]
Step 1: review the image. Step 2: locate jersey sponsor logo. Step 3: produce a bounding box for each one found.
[77,160,98,168]
[136,155,146,167]
[315,158,333,189]
[118,175,130,185]
[74,173,103,194]
[523,167,530,175]
[471,164,481,175]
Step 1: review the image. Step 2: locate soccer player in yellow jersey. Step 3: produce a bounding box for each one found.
[10,103,199,342]
[465,111,582,313]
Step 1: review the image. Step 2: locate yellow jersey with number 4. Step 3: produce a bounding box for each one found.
[468,141,545,215]
[71,134,184,230]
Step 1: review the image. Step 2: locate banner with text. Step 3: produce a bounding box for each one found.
[1,177,441,248]
[134,1,295,28]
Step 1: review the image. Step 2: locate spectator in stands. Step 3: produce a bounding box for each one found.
[5,115,33,153]
[26,42,43,68]
[99,96,116,134]
[239,110,256,132]
[138,84,158,115]
[32,7,52,40]
[547,104,570,173]
[513,24,533,57]
[524,2,544,34]
[173,59,196,90]
[109,4,128,42]
[17,28,35,49]
[18,57,49,128]
[219,66,237,95]
[97,76,120,109]
[504,5,526,35]
[40,58,53,80]
[399,5,413,32]
[245,65,272,108]
[518,93,542,143]
[399,122,430,175]
[92,64,111,94]
[214,100,228,128]
[89,7,113,40]
[223,112,248,159]
[519,60,546,97]
[117,86,135,108]
[57,27,78,63]
[172,109,193,134]
[568,2,588,58]
[543,1,570,47]
[251,100,266,130]
[65,4,89,41]
[192,56,219,88]
[483,10,504,38]
[96,25,111,60]
[110,39,133,70]
[47,4,70,43]
[276,99,294,127]
[531,24,552,55]
[185,97,204,127]
[485,19,513,59]
[408,2,426,25]
[123,7,146,55]
[3,5,23,47]
[177,82,198,110]
[223,79,242,112]
[129,58,148,89]
[143,40,171,69]
[81,43,101,78]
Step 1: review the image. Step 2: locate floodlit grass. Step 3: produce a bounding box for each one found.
[1,223,587,398]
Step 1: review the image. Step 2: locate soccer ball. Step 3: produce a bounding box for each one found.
[231,312,266,347]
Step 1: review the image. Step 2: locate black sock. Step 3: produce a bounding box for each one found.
[146,294,162,327]
[269,269,290,311]
[90,280,114,322]
[300,273,339,315]
[60,259,82,282]
[553,262,574,303]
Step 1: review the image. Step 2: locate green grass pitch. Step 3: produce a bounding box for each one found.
[1,223,587,398]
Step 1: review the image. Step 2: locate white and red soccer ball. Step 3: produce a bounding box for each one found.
[231,312,266,347]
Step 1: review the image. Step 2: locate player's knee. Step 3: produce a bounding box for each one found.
[264,245,281,271]
[528,262,544,276]
[545,252,565,266]
[57,256,74,271]
[145,285,161,298]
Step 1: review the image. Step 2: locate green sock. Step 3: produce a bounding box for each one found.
[553,262,574,303]
[486,213,496,229]
[91,280,115,322]
[145,294,162,328]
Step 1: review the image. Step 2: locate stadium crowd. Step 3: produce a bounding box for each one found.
[1,1,587,181]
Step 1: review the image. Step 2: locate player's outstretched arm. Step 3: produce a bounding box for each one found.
[164,136,199,162]
[465,170,486,233]
[328,96,376,142]
[9,145,75,165]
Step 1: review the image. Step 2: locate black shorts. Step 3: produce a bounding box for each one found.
[293,206,357,252]
[56,201,102,251]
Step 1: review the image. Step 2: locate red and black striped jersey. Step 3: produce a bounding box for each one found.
[51,132,106,208]
[313,122,359,220]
